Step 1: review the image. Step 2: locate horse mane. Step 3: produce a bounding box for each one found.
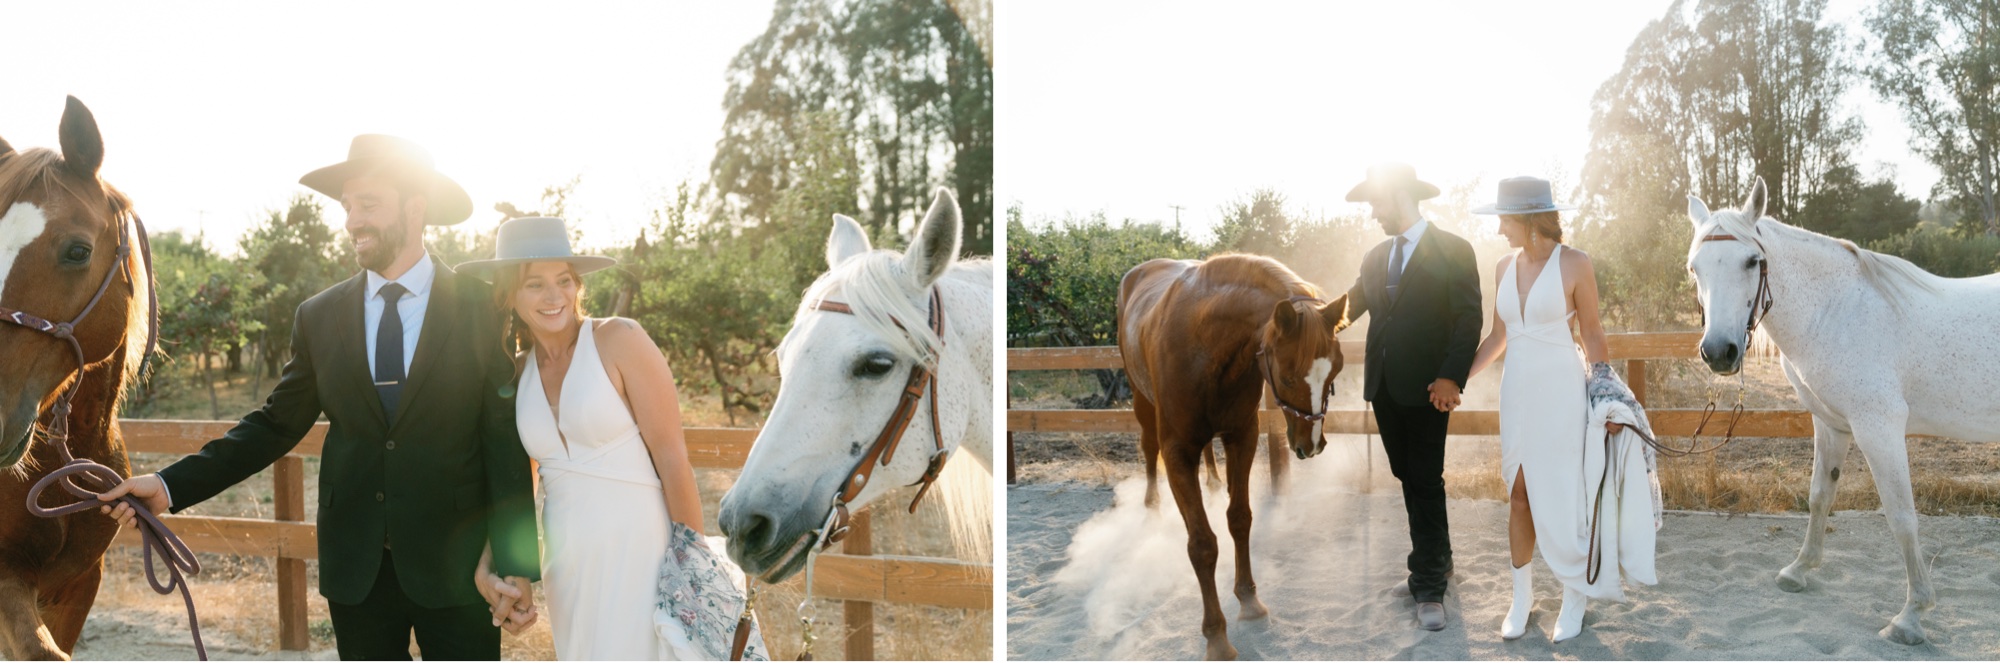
[0,147,149,389]
[788,250,946,368]
[1196,253,1325,302]
[1697,207,1941,312]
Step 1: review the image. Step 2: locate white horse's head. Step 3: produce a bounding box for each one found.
[1686,177,1771,375]
[720,188,984,583]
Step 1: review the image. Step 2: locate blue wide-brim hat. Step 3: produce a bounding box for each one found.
[1471,176,1576,215]
[454,216,617,280]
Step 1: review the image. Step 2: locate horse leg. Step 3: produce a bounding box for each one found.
[1778,418,1852,593]
[0,576,67,660]
[1163,430,1235,660]
[1136,390,1163,510]
[1222,428,1268,621]
[41,561,103,654]
[1264,431,1289,496]
[1852,419,1934,645]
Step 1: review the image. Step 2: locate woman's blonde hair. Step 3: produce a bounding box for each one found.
[1502,211,1563,244]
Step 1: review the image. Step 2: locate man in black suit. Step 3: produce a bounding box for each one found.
[1341,163,1482,631]
[101,136,540,660]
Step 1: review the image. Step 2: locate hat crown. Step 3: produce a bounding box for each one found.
[1494,177,1555,211]
[492,217,583,261]
[345,134,435,169]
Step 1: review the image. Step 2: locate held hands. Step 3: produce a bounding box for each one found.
[96,473,171,528]
[475,545,538,633]
[1427,379,1462,412]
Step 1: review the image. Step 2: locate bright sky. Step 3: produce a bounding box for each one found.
[997,0,1937,239]
[3,1,775,255]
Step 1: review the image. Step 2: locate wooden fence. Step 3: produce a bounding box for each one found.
[112,420,991,660]
[1006,331,1816,483]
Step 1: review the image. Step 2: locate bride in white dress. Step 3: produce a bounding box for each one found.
[1467,177,1657,643]
[458,217,759,660]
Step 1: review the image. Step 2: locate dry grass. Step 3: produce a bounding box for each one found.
[93,361,990,660]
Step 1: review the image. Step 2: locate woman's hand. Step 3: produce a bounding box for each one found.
[474,544,539,633]
[1606,422,1627,435]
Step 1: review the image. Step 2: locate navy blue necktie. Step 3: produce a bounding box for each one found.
[375,282,408,425]
[1386,236,1409,302]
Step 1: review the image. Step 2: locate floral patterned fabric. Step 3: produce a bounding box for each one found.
[655,522,769,661]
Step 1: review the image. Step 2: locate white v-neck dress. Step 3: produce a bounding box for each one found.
[519,320,675,660]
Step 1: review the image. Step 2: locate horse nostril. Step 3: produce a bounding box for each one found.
[735,512,776,552]
[1723,344,1740,362]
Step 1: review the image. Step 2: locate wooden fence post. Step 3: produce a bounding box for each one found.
[274,454,309,651]
[843,510,874,660]
[1626,359,1648,407]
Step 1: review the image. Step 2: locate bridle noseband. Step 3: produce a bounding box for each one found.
[0,210,205,659]
[1256,295,1335,424]
[805,287,950,551]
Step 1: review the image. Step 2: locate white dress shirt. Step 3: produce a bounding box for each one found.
[363,251,435,381]
[1388,217,1430,280]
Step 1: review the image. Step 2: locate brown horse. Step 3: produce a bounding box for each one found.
[1117,254,1349,660]
[0,98,155,660]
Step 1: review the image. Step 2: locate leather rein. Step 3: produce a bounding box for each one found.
[0,212,207,659]
[1256,295,1335,424]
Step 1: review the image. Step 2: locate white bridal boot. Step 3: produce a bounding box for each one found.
[1501,564,1532,640]
[1552,584,1587,643]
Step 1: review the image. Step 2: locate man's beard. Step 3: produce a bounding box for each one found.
[355,214,410,274]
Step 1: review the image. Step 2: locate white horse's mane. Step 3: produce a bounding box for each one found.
[1696,207,1942,312]
[788,250,949,367]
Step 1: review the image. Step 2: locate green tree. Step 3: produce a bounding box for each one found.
[1793,164,1922,242]
[154,231,267,419]
[239,195,347,382]
[1866,0,2000,235]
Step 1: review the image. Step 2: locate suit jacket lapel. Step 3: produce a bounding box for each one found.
[391,257,459,433]
[333,272,391,430]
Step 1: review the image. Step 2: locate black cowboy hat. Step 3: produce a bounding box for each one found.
[299,134,473,225]
[1344,162,1441,203]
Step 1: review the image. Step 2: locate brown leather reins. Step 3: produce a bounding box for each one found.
[1,213,207,659]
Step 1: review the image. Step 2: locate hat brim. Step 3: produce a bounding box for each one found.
[454,255,619,282]
[1470,203,1576,215]
[300,158,474,226]
[1344,179,1442,203]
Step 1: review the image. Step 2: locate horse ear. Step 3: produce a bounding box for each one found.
[0,134,13,157]
[59,96,104,178]
[1271,299,1302,334]
[1741,177,1767,221]
[900,188,962,288]
[1320,294,1352,333]
[826,213,871,268]
[1687,194,1711,228]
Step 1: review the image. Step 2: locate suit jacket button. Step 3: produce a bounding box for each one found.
[386,440,396,450]
[375,491,385,502]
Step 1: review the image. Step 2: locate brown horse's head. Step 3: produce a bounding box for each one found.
[0,97,150,468]
[1259,293,1350,460]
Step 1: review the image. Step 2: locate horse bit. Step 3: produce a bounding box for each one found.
[0,211,207,659]
[1256,295,1335,428]
[732,287,951,661]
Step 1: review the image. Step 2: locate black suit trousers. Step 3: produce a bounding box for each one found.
[1373,398,1454,603]
[327,550,500,661]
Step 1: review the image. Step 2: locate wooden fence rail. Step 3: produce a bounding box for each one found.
[1006,331,1818,483]
[111,420,990,657]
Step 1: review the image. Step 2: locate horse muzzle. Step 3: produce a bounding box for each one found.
[0,403,37,467]
[1699,337,1745,375]
[718,491,825,584]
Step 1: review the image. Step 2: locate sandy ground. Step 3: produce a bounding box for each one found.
[1006,453,2000,661]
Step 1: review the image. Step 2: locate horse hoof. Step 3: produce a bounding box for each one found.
[1238,596,1269,621]
[1205,637,1238,661]
[1881,618,1927,645]
[1775,568,1809,593]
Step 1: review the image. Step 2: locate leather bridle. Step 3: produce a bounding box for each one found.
[1256,295,1334,424]
[806,287,950,551]
[0,210,206,659]
[1696,232,1775,339]
[1666,230,1777,458]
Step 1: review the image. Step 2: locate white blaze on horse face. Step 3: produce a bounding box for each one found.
[1304,356,1332,449]
[0,202,51,303]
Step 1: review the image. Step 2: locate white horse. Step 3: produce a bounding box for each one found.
[1685,177,2000,645]
[719,188,993,583]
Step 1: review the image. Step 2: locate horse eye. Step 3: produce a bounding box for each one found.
[63,243,92,264]
[852,354,896,379]
[1745,257,1760,269]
